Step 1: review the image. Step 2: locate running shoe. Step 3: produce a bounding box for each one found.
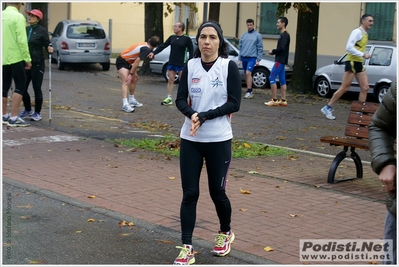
[243,92,253,99]
[30,112,42,121]
[122,105,135,113]
[321,105,336,120]
[173,245,195,265]
[18,109,34,119]
[129,99,143,107]
[213,231,235,257]
[7,117,30,127]
[161,97,173,106]
[280,100,288,106]
[2,114,10,125]
[264,98,280,106]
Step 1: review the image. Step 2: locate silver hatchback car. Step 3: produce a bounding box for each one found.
[50,20,111,71]
[150,36,292,89]
[313,43,396,103]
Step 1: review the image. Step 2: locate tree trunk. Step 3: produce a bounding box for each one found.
[140,3,164,76]
[288,3,319,93]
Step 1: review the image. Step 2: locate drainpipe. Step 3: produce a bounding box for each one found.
[203,2,208,22]
[235,3,240,38]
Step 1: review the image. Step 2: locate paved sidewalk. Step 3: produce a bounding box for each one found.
[2,125,387,264]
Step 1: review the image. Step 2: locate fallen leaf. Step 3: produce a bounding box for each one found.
[275,185,280,188]
[119,233,131,236]
[289,214,298,217]
[87,195,96,199]
[87,218,96,222]
[277,136,287,140]
[17,204,33,209]
[168,176,176,180]
[243,142,251,148]
[128,222,135,227]
[264,246,274,252]
[240,189,251,194]
[76,230,82,234]
[28,259,48,264]
[239,208,247,212]
[19,216,30,219]
[368,261,377,264]
[118,220,128,227]
[314,185,320,188]
[247,171,258,174]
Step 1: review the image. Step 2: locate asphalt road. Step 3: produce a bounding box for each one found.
[16,60,373,161]
[3,178,272,265]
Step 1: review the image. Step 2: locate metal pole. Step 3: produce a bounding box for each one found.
[48,49,52,125]
[109,19,113,48]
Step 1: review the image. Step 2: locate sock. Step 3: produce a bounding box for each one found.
[10,116,17,121]
[273,98,278,101]
[3,114,9,119]
[326,104,332,109]
[281,99,286,102]
[129,95,135,102]
[123,98,129,106]
[247,89,252,93]
[167,95,172,99]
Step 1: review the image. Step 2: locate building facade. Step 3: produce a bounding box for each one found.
[18,2,397,57]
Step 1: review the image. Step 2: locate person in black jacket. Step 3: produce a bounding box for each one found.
[264,17,290,107]
[148,22,193,106]
[369,81,397,264]
[19,9,53,122]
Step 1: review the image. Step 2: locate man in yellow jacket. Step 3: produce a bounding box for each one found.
[2,2,32,127]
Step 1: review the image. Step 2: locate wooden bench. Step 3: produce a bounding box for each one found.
[320,101,379,184]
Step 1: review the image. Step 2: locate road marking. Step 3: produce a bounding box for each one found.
[3,135,80,147]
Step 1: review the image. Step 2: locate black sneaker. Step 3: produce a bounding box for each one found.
[7,117,30,127]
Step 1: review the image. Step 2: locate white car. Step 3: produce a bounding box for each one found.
[150,36,293,89]
[50,20,111,71]
[312,43,396,103]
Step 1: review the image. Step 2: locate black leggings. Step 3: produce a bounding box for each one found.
[179,138,232,245]
[2,61,27,97]
[23,60,45,113]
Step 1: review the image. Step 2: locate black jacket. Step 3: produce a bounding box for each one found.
[369,81,397,216]
[369,81,397,175]
[26,24,51,63]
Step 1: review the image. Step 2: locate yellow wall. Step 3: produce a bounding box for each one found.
[318,3,364,56]
[46,2,205,53]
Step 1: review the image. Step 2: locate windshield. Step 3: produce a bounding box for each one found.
[225,37,239,50]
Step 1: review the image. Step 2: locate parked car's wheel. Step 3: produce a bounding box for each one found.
[315,76,332,98]
[102,62,110,71]
[162,65,179,84]
[57,54,65,70]
[374,83,390,103]
[252,68,270,89]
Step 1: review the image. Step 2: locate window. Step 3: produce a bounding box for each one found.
[174,4,196,30]
[369,47,393,66]
[365,3,395,41]
[259,3,280,35]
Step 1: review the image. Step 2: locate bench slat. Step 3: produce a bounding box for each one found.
[347,113,373,126]
[320,136,370,150]
[350,101,380,113]
[344,125,369,139]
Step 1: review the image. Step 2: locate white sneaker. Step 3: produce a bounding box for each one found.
[321,106,335,120]
[129,99,143,107]
[244,92,253,99]
[122,105,135,113]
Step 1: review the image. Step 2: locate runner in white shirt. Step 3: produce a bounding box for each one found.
[174,20,241,265]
